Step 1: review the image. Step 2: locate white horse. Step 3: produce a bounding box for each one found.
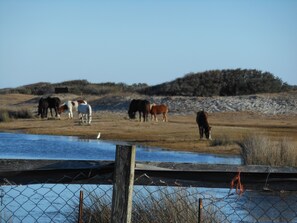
[59,100,87,119]
[78,103,92,124]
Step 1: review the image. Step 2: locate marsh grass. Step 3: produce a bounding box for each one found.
[209,134,234,147]
[75,187,222,223]
[240,134,297,166]
[0,108,33,122]
[0,110,10,122]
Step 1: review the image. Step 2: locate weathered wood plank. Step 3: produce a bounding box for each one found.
[1,159,297,191]
[111,145,136,223]
[0,159,114,171]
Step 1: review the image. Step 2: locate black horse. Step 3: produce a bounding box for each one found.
[196,110,212,140]
[128,99,150,122]
[37,98,49,118]
[38,96,61,118]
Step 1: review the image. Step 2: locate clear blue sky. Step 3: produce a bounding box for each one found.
[0,0,296,88]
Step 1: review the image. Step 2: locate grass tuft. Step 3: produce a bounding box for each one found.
[0,110,10,122]
[240,134,297,167]
[209,134,234,147]
[0,108,33,122]
[74,187,222,223]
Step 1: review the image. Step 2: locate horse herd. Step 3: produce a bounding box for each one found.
[38,97,211,139]
[37,97,92,124]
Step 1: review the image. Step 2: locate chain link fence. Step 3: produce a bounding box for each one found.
[1,173,297,223]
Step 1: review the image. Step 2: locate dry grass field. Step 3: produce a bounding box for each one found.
[0,94,296,155]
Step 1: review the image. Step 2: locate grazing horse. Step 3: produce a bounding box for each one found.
[38,96,61,118]
[37,98,49,118]
[58,100,87,119]
[78,103,92,124]
[150,104,169,122]
[196,110,212,140]
[128,99,150,122]
[47,96,61,118]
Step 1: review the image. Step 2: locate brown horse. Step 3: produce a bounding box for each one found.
[196,110,212,140]
[150,104,169,122]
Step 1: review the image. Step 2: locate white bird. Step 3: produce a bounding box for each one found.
[97,132,101,139]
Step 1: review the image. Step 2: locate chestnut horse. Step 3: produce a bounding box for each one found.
[150,104,169,122]
[196,110,212,140]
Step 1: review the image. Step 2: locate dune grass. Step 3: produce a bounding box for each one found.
[240,134,297,167]
[74,187,222,223]
[0,108,33,122]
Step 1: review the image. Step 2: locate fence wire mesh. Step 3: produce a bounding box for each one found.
[0,173,297,222]
[133,174,297,223]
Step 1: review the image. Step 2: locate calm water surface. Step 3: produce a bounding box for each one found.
[1,133,296,223]
[0,132,242,164]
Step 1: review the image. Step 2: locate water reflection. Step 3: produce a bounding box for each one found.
[0,132,242,164]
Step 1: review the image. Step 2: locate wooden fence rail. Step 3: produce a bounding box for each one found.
[1,145,297,222]
[1,159,297,191]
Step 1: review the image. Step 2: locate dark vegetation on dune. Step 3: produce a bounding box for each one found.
[0,69,295,96]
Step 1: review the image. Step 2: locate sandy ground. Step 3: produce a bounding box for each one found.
[1,94,296,155]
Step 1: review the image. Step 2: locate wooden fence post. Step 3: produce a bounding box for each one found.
[78,190,83,223]
[198,198,202,223]
[111,145,136,223]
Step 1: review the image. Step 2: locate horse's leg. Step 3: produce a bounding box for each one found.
[81,114,84,124]
[208,128,212,140]
[49,108,53,117]
[88,114,92,124]
[55,107,60,118]
[201,126,206,138]
[41,108,44,118]
[165,113,168,122]
[56,107,60,118]
[78,112,82,124]
[199,126,203,139]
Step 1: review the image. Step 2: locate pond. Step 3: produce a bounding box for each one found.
[0,132,242,164]
[1,132,296,223]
